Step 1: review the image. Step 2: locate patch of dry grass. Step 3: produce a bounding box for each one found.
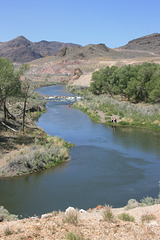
[141,213,156,223]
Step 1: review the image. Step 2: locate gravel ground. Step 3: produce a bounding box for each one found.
[0,205,160,240]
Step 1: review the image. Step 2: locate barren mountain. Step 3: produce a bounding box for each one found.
[31,40,80,57]
[0,36,81,63]
[0,36,42,63]
[120,33,160,53]
[55,43,113,60]
[55,33,160,61]
[1,33,160,63]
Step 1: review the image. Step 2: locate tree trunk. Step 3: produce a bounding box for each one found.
[3,99,7,121]
[22,97,27,132]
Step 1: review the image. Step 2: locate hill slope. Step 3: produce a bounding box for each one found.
[120,33,160,53]
[0,205,160,239]
[55,43,114,60]
[1,33,160,63]
[0,36,81,63]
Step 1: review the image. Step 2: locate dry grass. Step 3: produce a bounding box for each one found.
[0,205,160,240]
[63,209,79,225]
[102,206,114,222]
[141,213,156,223]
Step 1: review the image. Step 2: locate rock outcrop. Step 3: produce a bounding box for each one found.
[71,67,83,80]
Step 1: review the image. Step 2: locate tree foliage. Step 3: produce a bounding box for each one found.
[89,63,160,103]
[0,57,29,120]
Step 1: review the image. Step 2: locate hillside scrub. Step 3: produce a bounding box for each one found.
[89,63,160,103]
[0,134,73,177]
[73,90,160,129]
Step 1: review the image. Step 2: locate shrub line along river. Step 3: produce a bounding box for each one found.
[0,85,160,218]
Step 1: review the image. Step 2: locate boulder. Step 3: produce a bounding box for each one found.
[79,209,87,213]
[41,213,53,219]
[65,206,76,215]
[72,68,83,80]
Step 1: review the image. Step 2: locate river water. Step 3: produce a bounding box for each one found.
[0,85,160,217]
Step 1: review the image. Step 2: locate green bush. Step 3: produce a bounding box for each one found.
[118,213,135,222]
[125,199,139,210]
[140,196,155,206]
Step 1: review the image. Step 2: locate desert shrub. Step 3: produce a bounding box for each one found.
[140,196,155,206]
[102,206,114,222]
[74,90,160,128]
[63,209,79,225]
[154,195,160,204]
[3,135,71,176]
[125,199,139,210]
[141,213,156,223]
[118,213,135,222]
[4,227,14,236]
[0,206,18,221]
[65,232,85,240]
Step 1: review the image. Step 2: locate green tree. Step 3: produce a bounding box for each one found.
[90,66,118,96]
[89,63,160,103]
[0,58,29,121]
[90,70,104,95]
[0,58,21,120]
[146,71,160,102]
[102,66,118,96]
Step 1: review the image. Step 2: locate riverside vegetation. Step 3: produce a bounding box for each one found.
[0,59,160,238]
[0,131,73,177]
[0,57,73,178]
[68,63,160,130]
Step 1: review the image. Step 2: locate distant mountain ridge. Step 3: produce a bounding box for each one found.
[0,33,160,63]
[0,36,81,63]
[120,33,160,53]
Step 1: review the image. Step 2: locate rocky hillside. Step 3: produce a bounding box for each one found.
[120,33,160,53]
[0,36,81,63]
[55,43,115,60]
[1,33,160,63]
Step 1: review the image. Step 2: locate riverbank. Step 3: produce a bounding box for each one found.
[0,83,73,178]
[0,127,72,178]
[0,204,160,239]
[69,86,160,131]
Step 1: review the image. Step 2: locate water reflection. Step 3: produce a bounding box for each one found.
[111,127,160,158]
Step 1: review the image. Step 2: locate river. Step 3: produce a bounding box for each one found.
[0,85,160,218]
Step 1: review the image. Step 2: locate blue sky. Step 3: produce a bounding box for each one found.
[0,0,160,48]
